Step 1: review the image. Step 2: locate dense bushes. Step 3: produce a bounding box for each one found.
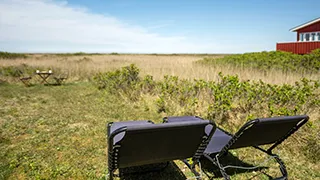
[95,64,320,164]
[95,64,319,172]
[0,64,37,77]
[0,64,61,78]
[0,51,28,59]
[94,64,320,128]
[55,52,102,56]
[198,49,320,73]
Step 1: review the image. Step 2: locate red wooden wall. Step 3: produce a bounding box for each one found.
[296,21,320,41]
[276,42,320,54]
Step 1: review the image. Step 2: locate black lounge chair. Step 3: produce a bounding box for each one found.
[164,115,309,180]
[107,119,216,179]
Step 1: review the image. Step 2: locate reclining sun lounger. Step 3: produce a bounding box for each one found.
[107,119,216,179]
[164,115,309,180]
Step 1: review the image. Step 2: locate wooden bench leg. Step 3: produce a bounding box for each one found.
[54,77,66,85]
[20,77,32,87]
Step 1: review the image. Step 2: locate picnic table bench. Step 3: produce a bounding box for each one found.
[19,76,32,86]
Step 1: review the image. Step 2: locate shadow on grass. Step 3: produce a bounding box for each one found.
[200,152,269,179]
[43,82,68,86]
[119,162,186,180]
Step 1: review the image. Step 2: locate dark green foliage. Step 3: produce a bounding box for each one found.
[303,133,320,163]
[93,64,140,91]
[0,51,28,59]
[93,64,142,100]
[94,65,320,126]
[198,50,320,73]
[0,64,61,78]
[0,64,37,77]
[94,65,320,173]
[55,52,102,56]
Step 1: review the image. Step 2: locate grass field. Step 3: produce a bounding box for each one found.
[0,54,319,179]
[1,53,319,84]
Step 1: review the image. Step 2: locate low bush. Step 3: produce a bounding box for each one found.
[198,49,320,73]
[0,64,37,77]
[94,64,320,127]
[0,51,28,59]
[94,65,320,171]
[0,64,61,78]
[55,52,102,56]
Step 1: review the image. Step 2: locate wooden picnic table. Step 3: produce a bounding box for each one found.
[36,70,53,84]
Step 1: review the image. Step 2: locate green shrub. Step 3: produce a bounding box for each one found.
[55,52,101,56]
[0,64,39,77]
[303,132,320,163]
[0,64,61,78]
[94,65,320,126]
[94,65,319,166]
[0,52,28,59]
[93,64,142,100]
[0,66,23,77]
[198,50,320,73]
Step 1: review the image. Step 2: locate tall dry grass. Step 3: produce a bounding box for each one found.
[1,54,319,84]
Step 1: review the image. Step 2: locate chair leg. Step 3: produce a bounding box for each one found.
[182,159,201,180]
[203,154,231,180]
[219,168,231,180]
[54,77,63,85]
[108,173,113,180]
[20,77,32,87]
[255,147,288,180]
[273,154,288,180]
[107,166,114,180]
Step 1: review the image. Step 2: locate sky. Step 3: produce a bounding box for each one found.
[0,0,319,53]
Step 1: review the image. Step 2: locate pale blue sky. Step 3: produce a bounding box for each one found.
[0,0,319,53]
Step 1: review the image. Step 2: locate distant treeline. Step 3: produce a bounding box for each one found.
[0,51,232,58]
[0,51,28,59]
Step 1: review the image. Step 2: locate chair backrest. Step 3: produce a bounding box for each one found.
[229,115,309,151]
[109,120,216,168]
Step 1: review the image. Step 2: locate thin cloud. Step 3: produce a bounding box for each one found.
[146,20,176,30]
[0,0,255,53]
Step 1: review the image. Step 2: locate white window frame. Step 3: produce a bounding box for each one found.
[300,31,320,42]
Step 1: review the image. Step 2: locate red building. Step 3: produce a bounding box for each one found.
[277,17,320,54]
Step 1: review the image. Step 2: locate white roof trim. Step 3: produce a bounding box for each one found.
[290,17,320,32]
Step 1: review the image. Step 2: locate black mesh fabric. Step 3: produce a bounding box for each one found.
[112,120,214,168]
[204,128,232,154]
[230,115,308,149]
[165,115,308,154]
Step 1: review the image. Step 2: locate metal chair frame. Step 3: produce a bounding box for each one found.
[164,115,309,180]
